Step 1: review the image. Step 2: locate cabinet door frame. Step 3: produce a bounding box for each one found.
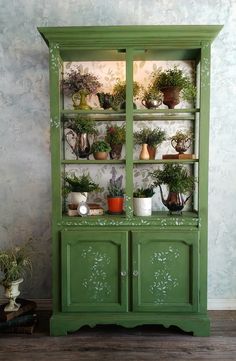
[132,231,199,312]
[61,230,129,312]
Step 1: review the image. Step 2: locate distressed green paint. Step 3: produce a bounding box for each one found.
[198,41,211,313]
[38,25,222,337]
[132,231,199,312]
[61,230,129,312]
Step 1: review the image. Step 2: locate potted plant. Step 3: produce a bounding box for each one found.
[141,84,163,109]
[0,241,33,312]
[170,130,192,154]
[133,186,155,216]
[134,127,166,159]
[152,66,195,109]
[107,167,125,214]
[105,124,126,159]
[62,66,102,110]
[150,163,195,214]
[91,140,111,160]
[112,79,141,110]
[64,172,100,206]
[65,117,98,159]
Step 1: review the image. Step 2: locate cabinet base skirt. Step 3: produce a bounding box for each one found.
[50,312,210,337]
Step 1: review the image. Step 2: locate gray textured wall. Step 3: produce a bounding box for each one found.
[0,0,235,301]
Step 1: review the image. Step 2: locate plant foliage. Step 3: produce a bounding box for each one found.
[150,163,195,193]
[134,127,166,147]
[64,173,100,193]
[62,66,102,95]
[65,117,98,135]
[105,124,126,145]
[0,240,33,287]
[107,167,124,197]
[133,187,155,198]
[91,140,111,153]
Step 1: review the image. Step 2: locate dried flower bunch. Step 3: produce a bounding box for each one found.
[62,66,102,95]
[0,240,33,287]
[108,167,125,197]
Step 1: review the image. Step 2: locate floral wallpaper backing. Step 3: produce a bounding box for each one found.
[64,60,195,211]
[0,0,235,303]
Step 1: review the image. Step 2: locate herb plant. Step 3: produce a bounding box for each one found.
[133,187,155,198]
[65,117,98,135]
[134,127,166,147]
[112,80,141,106]
[107,167,124,197]
[64,173,100,193]
[0,241,33,287]
[150,164,195,193]
[91,140,111,153]
[105,124,126,145]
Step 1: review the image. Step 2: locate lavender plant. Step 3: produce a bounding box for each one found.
[62,66,102,95]
[108,167,125,197]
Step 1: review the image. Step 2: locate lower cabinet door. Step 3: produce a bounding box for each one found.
[132,231,199,312]
[61,230,128,312]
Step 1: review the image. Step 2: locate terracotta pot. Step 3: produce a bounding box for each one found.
[147,145,156,160]
[93,152,108,160]
[107,196,124,214]
[160,86,181,109]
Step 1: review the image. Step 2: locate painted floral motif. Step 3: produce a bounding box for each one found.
[149,246,180,303]
[80,246,112,301]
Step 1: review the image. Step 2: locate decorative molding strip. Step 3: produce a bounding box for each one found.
[1,298,235,310]
[208,299,236,310]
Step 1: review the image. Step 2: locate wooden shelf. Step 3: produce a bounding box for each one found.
[62,159,125,164]
[133,159,199,164]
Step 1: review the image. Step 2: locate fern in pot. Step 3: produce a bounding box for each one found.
[64,173,100,206]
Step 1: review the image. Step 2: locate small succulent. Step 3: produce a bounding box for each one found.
[133,187,155,198]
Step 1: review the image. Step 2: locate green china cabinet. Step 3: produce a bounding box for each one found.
[38,25,222,336]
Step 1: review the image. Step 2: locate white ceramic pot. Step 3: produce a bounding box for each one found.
[133,197,152,216]
[69,192,88,205]
[4,278,23,312]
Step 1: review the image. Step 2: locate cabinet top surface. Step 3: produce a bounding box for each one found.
[38,25,223,48]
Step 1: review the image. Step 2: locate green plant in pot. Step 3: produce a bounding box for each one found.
[105,124,125,160]
[152,66,195,109]
[170,130,192,154]
[150,163,195,214]
[112,79,141,110]
[65,117,98,159]
[64,172,100,206]
[134,127,166,160]
[91,140,111,160]
[133,186,155,216]
[142,84,163,109]
[107,167,125,214]
[0,240,33,312]
[62,66,102,110]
